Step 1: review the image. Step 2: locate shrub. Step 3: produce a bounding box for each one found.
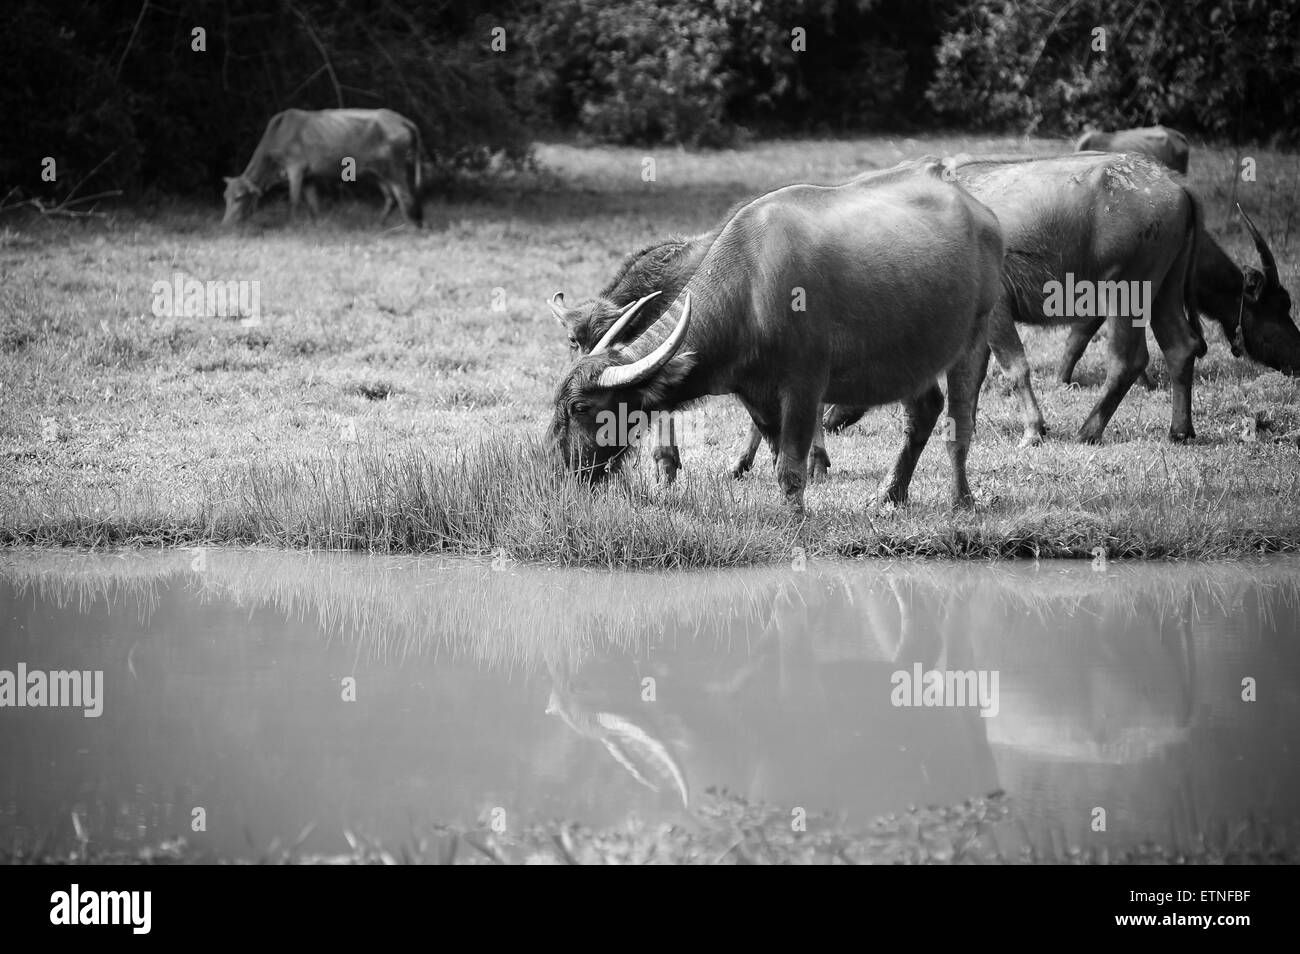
[927,0,1300,142]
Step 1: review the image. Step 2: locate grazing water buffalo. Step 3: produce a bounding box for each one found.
[1076,125,1190,174]
[822,154,1205,450]
[222,108,423,226]
[1056,207,1300,383]
[550,237,833,483]
[547,158,1004,512]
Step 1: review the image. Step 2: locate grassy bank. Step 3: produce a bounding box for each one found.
[2,136,1299,566]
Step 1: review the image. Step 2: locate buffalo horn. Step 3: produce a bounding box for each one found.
[596,293,692,390]
[1238,205,1280,293]
[591,290,662,355]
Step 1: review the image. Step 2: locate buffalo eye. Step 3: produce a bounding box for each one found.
[571,400,590,415]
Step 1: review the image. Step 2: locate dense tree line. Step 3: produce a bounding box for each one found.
[3,0,1296,200]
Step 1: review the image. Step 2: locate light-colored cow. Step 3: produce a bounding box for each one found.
[223,108,423,226]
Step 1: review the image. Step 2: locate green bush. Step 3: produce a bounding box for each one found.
[515,0,932,146]
[927,0,1300,141]
[518,0,738,147]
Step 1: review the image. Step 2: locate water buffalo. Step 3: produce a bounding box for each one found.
[549,237,832,483]
[1076,125,1190,174]
[819,154,1204,451]
[1056,207,1300,383]
[547,158,1004,512]
[222,108,423,226]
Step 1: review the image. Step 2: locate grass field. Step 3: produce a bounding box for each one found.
[2,135,1299,566]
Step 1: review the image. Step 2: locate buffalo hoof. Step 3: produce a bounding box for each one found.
[875,485,907,511]
[1077,428,1105,445]
[1018,430,1045,449]
[652,447,680,484]
[1168,428,1194,444]
[730,457,753,479]
[808,447,830,481]
[1140,372,1158,391]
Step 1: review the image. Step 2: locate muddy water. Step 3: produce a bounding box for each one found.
[1,549,1297,859]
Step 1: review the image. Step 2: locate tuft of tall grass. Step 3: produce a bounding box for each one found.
[4,431,1298,566]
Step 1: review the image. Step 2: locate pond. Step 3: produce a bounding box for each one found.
[2,549,1298,862]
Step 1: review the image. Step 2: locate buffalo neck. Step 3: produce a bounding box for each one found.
[1195,231,1247,343]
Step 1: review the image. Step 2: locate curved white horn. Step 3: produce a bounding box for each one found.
[591,291,662,355]
[597,293,692,390]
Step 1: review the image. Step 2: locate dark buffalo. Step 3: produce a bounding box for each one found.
[821,154,1205,450]
[547,158,1004,512]
[549,237,833,483]
[1056,207,1300,384]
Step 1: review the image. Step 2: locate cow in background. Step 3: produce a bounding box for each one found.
[1075,125,1190,174]
[222,108,423,226]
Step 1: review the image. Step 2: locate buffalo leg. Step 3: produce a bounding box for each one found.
[1149,290,1200,443]
[776,391,821,512]
[878,384,944,507]
[731,422,764,478]
[944,341,991,508]
[735,396,778,479]
[1078,313,1149,443]
[808,414,830,480]
[987,300,1047,447]
[735,406,828,479]
[1058,316,1104,384]
[1061,316,1157,390]
[652,412,680,484]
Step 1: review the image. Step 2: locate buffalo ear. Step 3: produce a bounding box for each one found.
[1244,266,1265,301]
[548,292,568,327]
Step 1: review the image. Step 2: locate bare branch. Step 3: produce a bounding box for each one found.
[115,0,151,80]
[284,0,344,107]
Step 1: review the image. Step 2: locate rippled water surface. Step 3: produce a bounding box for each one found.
[2,549,1298,859]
